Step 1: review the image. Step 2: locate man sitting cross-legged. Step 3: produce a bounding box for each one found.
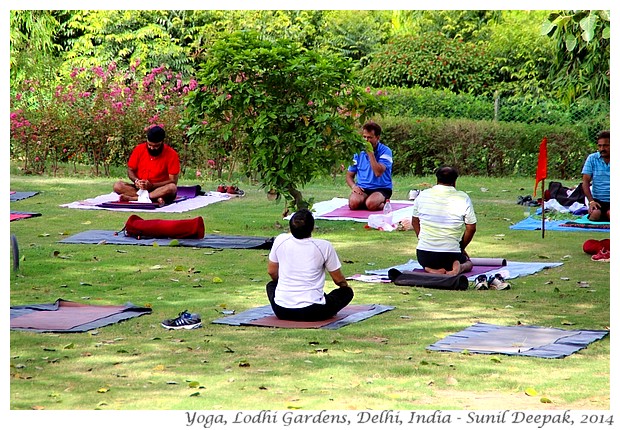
[266,209,354,321]
[113,125,179,206]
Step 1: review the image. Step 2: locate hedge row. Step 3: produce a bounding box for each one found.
[379,115,595,179]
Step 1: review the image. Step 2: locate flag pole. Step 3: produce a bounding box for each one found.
[541,179,545,239]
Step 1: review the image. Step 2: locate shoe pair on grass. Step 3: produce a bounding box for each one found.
[161,310,202,330]
[217,184,245,196]
[474,273,511,290]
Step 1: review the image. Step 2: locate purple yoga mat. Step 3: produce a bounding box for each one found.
[322,202,412,219]
[411,265,502,277]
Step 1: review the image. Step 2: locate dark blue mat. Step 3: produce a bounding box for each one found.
[427,322,608,358]
[212,304,394,329]
[10,191,39,201]
[510,216,609,233]
[59,230,274,249]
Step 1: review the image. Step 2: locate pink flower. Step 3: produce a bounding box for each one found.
[307,101,314,106]
[15,93,22,101]
[196,170,202,177]
[207,159,216,168]
[226,94,232,100]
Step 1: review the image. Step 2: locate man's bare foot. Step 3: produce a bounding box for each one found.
[425,267,447,275]
[446,261,461,276]
[119,194,137,202]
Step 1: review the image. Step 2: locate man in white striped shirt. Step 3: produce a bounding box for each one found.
[411,166,477,276]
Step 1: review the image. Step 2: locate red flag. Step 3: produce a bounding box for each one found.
[534,137,547,196]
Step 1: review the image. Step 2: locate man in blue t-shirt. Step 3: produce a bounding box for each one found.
[346,121,393,211]
[581,130,610,221]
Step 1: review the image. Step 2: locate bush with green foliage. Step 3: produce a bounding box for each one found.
[360,32,494,96]
[184,31,383,212]
[379,115,591,179]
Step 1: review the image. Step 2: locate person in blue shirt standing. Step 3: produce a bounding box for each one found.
[346,121,393,211]
[581,130,610,221]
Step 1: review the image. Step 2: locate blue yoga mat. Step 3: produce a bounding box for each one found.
[212,304,394,329]
[427,322,608,358]
[367,259,563,282]
[59,230,274,249]
[510,216,609,233]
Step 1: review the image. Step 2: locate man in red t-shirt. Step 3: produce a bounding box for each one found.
[113,126,180,205]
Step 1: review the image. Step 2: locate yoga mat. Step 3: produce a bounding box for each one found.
[98,196,188,210]
[10,191,39,201]
[10,299,152,332]
[409,264,502,278]
[10,211,42,222]
[427,322,609,358]
[59,230,274,249]
[294,197,414,223]
[61,190,230,213]
[367,259,563,282]
[510,216,609,233]
[212,304,394,329]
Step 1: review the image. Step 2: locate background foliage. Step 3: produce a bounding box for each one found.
[10,9,610,208]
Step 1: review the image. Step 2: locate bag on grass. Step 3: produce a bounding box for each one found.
[123,214,205,239]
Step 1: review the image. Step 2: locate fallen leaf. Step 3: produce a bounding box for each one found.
[446,376,458,386]
[540,397,553,404]
[168,239,180,247]
[150,265,163,270]
[189,392,200,397]
[561,321,575,326]
[82,221,92,225]
[525,387,538,397]
[212,277,223,283]
[560,277,570,281]
[188,381,200,388]
[97,387,109,393]
[538,255,550,259]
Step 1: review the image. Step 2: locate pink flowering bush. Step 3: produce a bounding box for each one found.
[10,60,198,176]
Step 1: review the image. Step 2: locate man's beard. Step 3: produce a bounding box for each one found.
[147,145,164,156]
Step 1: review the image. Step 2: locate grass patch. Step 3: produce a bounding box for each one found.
[9,172,609,410]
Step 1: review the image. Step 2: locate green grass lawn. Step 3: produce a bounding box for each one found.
[9,171,610,411]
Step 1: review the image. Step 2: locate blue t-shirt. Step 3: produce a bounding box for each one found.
[581,152,610,202]
[347,142,393,189]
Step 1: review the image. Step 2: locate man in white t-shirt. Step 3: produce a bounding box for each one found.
[267,209,354,321]
[411,166,477,276]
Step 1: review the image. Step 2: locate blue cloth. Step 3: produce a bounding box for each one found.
[348,142,393,189]
[510,216,609,233]
[581,152,610,202]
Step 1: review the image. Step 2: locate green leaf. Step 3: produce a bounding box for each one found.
[540,20,556,36]
[579,13,598,43]
[540,397,553,404]
[564,33,577,51]
[525,387,538,397]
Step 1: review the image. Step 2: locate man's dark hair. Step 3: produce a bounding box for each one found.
[147,125,166,143]
[435,166,459,186]
[289,208,314,239]
[362,121,381,137]
[597,130,610,141]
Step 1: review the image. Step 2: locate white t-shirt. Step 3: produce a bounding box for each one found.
[268,233,342,308]
[411,184,477,253]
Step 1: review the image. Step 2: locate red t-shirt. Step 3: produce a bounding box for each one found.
[127,143,180,184]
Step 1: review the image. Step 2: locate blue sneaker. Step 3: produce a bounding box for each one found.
[161,310,202,330]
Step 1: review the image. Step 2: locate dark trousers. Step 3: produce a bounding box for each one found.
[266,280,353,322]
[417,249,468,271]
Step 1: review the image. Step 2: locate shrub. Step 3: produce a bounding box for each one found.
[379,115,591,179]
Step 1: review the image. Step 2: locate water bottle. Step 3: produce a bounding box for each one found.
[383,199,393,225]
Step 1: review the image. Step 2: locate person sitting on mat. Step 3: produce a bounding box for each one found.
[113,125,180,206]
[266,208,354,321]
[346,121,393,211]
[581,130,610,222]
[411,166,477,276]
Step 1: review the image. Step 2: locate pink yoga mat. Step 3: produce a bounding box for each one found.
[11,301,128,330]
[322,202,412,219]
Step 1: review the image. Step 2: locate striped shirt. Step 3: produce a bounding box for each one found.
[411,185,477,253]
[581,152,610,202]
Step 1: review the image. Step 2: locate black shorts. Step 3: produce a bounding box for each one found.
[417,249,469,271]
[360,187,392,199]
[591,199,610,221]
